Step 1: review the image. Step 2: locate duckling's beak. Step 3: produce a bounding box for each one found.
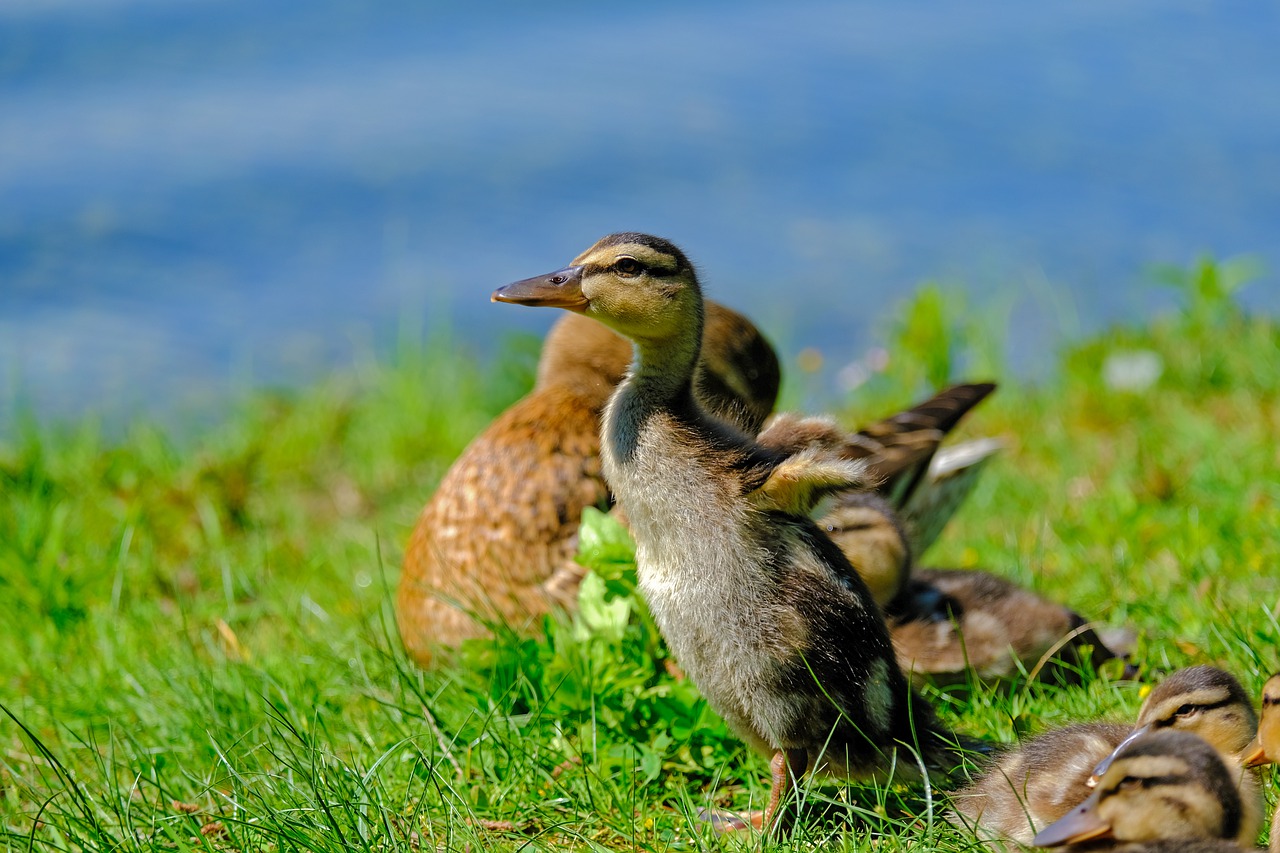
[1242,736,1268,768]
[1032,791,1113,848]
[492,265,587,311]
[1088,724,1150,787]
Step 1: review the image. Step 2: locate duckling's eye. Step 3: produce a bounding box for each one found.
[1117,776,1144,792]
[1174,704,1197,718]
[614,257,644,277]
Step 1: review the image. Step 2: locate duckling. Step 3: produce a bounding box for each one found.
[397,303,780,665]
[1032,729,1248,852]
[1090,665,1263,842]
[952,665,1262,846]
[1241,673,1280,853]
[493,232,968,833]
[1242,673,1280,768]
[822,491,1130,683]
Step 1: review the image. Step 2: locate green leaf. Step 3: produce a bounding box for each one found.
[573,570,632,642]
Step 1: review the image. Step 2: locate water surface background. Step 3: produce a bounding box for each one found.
[3,0,1279,434]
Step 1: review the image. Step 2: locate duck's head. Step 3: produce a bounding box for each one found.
[1242,672,1280,768]
[493,233,702,345]
[1090,665,1256,784]
[1034,730,1242,848]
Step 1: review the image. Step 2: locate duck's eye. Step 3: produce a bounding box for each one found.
[614,257,643,277]
[1174,704,1197,718]
[1117,776,1143,792]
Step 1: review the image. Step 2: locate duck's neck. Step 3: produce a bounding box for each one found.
[629,326,701,406]
[605,312,704,466]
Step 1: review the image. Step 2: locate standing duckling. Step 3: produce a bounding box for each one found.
[952,665,1262,845]
[1033,729,1250,853]
[397,305,780,665]
[493,232,967,833]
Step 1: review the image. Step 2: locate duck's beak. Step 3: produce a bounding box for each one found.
[492,265,587,310]
[1088,724,1150,787]
[1242,736,1268,768]
[1032,792,1113,848]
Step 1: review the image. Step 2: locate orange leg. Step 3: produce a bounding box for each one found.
[761,747,808,836]
[696,747,809,834]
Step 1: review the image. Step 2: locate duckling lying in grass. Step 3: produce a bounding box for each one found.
[493,232,972,833]
[952,665,1262,846]
[397,305,780,665]
[1033,729,1250,853]
[824,492,1131,686]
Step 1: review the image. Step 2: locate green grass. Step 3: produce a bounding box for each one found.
[2,260,1279,852]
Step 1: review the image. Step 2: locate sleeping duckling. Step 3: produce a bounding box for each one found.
[1032,729,1248,852]
[1242,673,1280,853]
[397,304,780,665]
[493,232,969,833]
[824,492,1130,684]
[952,665,1262,846]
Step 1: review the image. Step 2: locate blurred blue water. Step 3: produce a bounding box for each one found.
[2,0,1278,431]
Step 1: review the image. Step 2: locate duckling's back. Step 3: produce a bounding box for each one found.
[950,722,1131,844]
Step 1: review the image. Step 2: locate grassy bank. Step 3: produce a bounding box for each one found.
[2,261,1278,852]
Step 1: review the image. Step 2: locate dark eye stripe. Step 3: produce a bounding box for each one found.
[1171,696,1237,718]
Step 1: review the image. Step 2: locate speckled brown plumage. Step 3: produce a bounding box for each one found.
[396,304,780,665]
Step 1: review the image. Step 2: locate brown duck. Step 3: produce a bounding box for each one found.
[1242,672,1280,852]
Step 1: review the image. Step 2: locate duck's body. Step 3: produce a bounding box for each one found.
[397,306,779,665]
[1033,730,1251,852]
[494,233,963,830]
[952,665,1262,846]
